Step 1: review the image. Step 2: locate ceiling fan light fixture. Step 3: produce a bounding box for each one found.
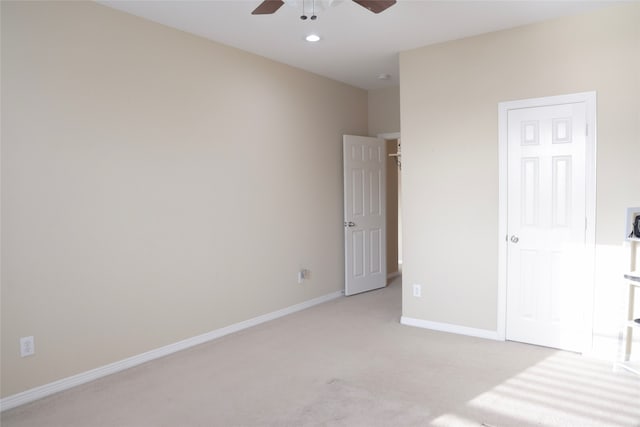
[305,34,321,42]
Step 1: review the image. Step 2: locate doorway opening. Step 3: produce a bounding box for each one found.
[385,136,402,283]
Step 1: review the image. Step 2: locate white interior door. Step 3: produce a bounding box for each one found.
[506,101,589,352]
[343,135,386,296]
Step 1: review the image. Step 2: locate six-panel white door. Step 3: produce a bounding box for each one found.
[343,135,386,296]
[506,102,587,352]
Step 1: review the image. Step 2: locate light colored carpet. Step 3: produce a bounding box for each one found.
[2,277,639,427]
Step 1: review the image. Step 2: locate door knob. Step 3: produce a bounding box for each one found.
[510,235,519,243]
[344,221,356,228]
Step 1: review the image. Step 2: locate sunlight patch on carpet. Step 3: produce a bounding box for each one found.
[431,351,640,427]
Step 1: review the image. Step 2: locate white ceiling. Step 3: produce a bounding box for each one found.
[98,0,622,90]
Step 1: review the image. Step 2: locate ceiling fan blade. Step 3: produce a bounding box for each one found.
[353,0,396,14]
[251,0,285,15]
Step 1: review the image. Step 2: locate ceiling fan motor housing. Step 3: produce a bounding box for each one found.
[252,0,396,16]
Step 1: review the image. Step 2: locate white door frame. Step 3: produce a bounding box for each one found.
[497,91,597,353]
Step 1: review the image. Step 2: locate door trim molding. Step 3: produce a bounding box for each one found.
[497,91,597,352]
[376,132,401,140]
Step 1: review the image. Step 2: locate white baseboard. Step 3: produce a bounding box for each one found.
[0,290,343,412]
[400,316,502,341]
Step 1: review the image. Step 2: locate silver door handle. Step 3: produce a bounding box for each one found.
[510,235,519,243]
[344,221,356,228]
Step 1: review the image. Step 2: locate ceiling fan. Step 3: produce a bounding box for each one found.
[252,0,396,16]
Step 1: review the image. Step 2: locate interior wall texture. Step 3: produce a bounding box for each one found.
[1,1,367,397]
[368,86,400,136]
[400,3,639,354]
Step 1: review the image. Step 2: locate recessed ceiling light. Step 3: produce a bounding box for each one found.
[305,34,321,42]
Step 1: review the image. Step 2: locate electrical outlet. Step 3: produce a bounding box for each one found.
[298,269,311,284]
[412,284,422,298]
[20,336,35,357]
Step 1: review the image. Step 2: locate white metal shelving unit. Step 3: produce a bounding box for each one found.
[619,235,640,375]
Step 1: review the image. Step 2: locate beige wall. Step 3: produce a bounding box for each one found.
[400,3,639,352]
[368,86,400,136]
[0,1,367,397]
